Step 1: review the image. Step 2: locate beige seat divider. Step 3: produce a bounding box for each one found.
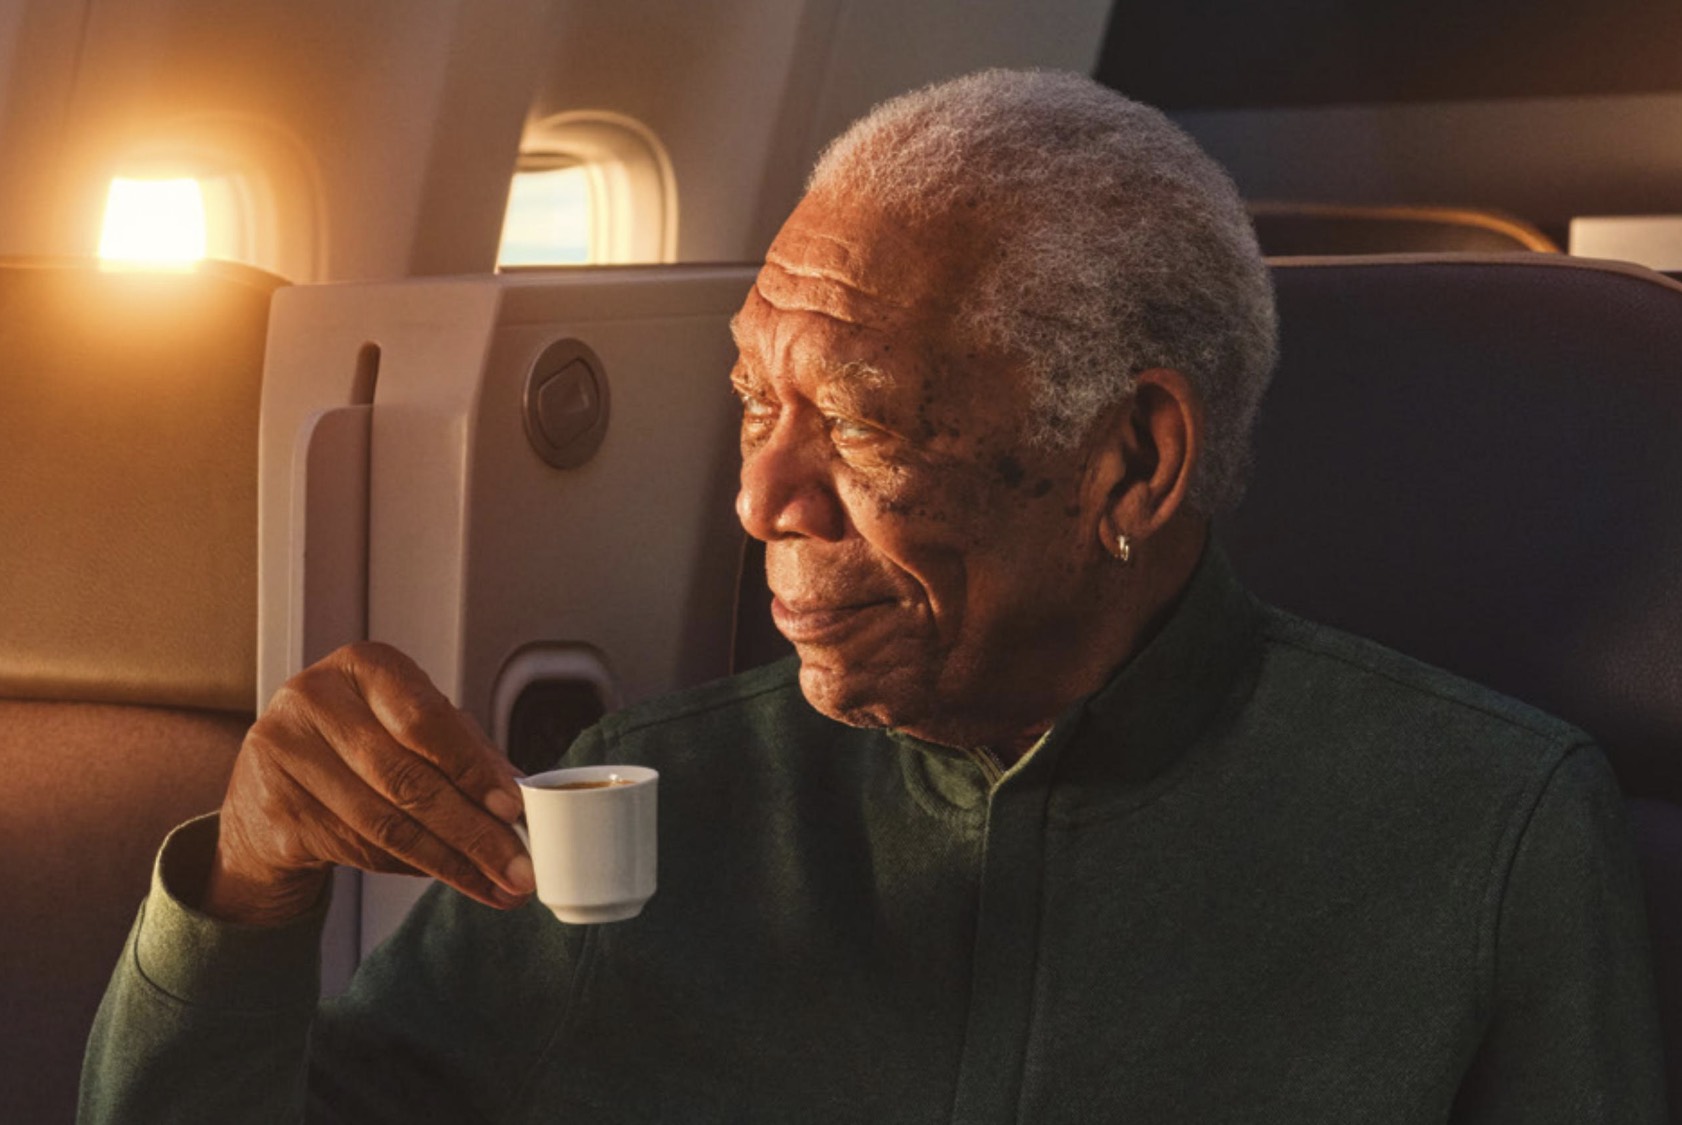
[259,266,757,970]
[0,258,283,1125]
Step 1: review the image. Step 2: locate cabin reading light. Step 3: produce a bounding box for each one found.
[98,177,208,264]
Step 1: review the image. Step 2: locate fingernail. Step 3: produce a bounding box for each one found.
[485,788,523,823]
[504,853,536,894]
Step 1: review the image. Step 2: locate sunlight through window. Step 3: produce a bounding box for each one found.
[98,178,208,264]
[498,164,591,267]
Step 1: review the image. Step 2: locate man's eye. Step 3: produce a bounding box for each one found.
[825,415,881,443]
[735,388,775,420]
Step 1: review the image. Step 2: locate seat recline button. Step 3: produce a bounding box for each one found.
[536,359,600,448]
[522,338,610,469]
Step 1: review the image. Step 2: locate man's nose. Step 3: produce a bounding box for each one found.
[736,413,846,543]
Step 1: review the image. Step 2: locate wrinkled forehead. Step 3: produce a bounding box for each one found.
[728,270,921,396]
[730,199,1041,445]
[733,191,995,368]
[732,192,987,362]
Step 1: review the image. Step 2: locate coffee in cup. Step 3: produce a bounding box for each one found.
[514,765,657,924]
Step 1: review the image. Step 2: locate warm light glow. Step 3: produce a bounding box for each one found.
[98,178,208,264]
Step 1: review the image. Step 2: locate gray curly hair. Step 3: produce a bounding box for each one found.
[807,69,1277,514]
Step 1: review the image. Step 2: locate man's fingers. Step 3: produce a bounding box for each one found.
[297,667,530,895]
[274,742,533,906]
[333,643,524,820]
[211,641,537,925]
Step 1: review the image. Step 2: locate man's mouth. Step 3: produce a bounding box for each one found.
[770,596,896,644]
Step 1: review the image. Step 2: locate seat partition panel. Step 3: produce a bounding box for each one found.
[262,266,757,962]
[0,259,281,713]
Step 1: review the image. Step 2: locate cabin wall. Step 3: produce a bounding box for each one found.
[4,0,1681,284]
[0,0,1110,284]
[1175,95,1682,242]
[0,1,87,257]
[527,0,1112,263]
[0,0,552,280]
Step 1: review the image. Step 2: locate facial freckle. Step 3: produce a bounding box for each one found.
[1030,478,1053,498]
[874,494,913,517]
[993,454,1026,489]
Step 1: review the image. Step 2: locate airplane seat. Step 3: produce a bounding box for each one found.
[1249,202,1560,256]
[730,253,1682,1112]
[0,258,282,1125]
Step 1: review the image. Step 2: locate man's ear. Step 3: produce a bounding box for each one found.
[1095,367,1203,545]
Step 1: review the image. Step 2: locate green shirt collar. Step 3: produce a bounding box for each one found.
[893,544,1264,810]
[1051,543,1263,793]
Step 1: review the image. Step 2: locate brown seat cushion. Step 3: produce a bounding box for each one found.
[0,699,247,1125]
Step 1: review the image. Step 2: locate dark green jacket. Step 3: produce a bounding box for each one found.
[81,552,1666,1122]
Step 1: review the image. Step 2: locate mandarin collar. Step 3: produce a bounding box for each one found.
[1045,542,1264,795]
[891,543,1265,813]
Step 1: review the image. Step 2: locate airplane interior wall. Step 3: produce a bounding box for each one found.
[0,0,557,281]
[0,0,1110,286]
[526,0,1111,263]
[6,0,1682,283]
[1175,94,1682,244]
[1101,0,1682,243]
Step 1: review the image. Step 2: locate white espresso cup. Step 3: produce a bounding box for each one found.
[514,765,658,924]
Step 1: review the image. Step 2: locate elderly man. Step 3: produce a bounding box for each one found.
[83,71,1663,1122]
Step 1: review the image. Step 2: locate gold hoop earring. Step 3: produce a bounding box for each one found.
[1114,532,1132,565]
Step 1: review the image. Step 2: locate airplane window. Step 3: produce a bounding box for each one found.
[498,160,592,267]
[498,113,677,269]
[98,178,208,264]
[98,172,263,271]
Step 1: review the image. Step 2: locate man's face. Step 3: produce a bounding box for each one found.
[731,191,1111,746]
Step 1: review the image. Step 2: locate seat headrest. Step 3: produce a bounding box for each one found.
[0,258,283,713]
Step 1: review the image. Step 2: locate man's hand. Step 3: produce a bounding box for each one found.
[202,642,535,927]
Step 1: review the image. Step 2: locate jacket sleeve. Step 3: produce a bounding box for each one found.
[1450,745,1669,1123]
[77,814,328,1124]
[79,746,597,1123]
